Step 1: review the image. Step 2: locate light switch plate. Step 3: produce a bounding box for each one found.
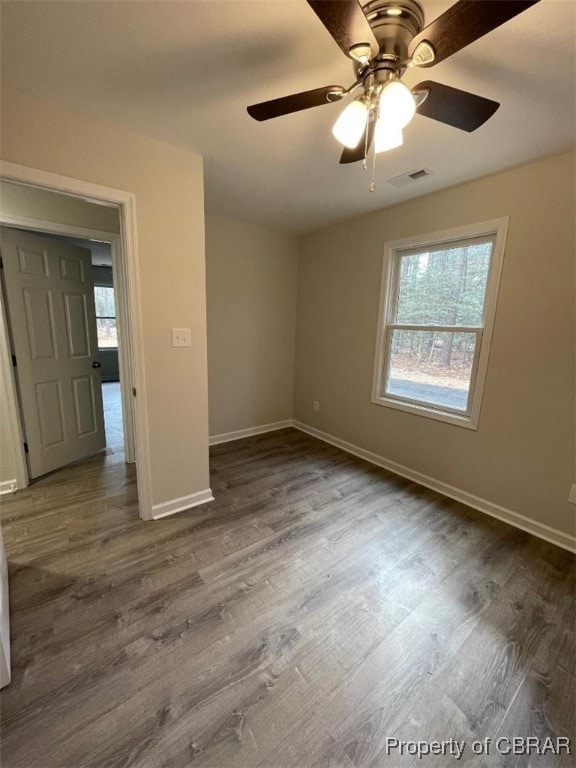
[172,328,192,347]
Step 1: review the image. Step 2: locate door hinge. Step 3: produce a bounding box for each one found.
[132,387,137,397]
[11,354,17,367]
[23,442,29,454]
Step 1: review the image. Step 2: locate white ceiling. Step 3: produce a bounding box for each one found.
[1,0,574,234]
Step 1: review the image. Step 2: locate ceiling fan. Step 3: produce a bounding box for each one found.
[247,0,541,169]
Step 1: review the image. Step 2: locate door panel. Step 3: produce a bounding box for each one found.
[72,376,98,437]
[60,255,85,282]
[0,227,106,478]
[36,380,66,447]
[64,293,90,357]
[18,247,49,277]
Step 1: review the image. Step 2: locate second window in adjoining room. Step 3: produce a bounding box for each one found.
[94,285,117,349]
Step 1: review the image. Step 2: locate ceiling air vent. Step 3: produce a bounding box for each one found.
[387,168,435,188]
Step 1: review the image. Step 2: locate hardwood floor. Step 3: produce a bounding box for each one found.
[0,428,574,768]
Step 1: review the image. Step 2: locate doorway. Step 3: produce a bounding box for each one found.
[1,227,129,477]
[0,161,153,519]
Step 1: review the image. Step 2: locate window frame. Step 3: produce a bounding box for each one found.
[93,282,118,350]
[371,218,509,430]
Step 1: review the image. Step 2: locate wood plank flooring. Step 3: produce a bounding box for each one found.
[0,427,574,768]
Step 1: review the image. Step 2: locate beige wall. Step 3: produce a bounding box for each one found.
[0,88,210,509]
[0,181,120,232]
[294,152,575,537]
[206,214,299,436]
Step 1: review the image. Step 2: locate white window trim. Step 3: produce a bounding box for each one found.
[371,217,509,430]
[94,284,118,350]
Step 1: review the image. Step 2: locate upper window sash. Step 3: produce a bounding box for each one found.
[393,233,497,259]
[386,234,497,329]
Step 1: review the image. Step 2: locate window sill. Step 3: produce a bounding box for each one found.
[371,394,479,430]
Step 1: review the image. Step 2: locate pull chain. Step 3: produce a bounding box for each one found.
[362,109,370,171]
[370,98,380,192]
[362,79,375,173]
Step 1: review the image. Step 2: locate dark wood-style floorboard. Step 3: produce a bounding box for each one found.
[0,418,574,767]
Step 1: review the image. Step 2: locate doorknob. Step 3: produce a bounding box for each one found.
[92,361,102,368]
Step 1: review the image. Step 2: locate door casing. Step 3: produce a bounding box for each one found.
[0,161,153,520]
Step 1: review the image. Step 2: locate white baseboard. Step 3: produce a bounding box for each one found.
[151,488,214,520]
[0,480,18,496]
[209,420,293,446]
[293,421,576,554]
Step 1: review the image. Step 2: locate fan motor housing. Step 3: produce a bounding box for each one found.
[362,0,424,63]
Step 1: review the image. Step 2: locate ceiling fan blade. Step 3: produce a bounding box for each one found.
[414,80,499,132]
[247,86,345,121]
[339,118,375,164]
[307,0,379,59]
[409,0,541,67]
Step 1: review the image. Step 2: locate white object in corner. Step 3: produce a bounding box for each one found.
[292,420,576,554]
[0,480,18,496]
[0,524,10,688]
[151,488,214,520]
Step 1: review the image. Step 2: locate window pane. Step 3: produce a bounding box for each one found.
[94,286,117,348]
[385,330,477,412]
[395,241,492,326]
[94,286,115,318]
[96,318,117,348]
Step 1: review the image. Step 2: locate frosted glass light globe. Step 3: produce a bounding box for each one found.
[374,120,403,153]
[379,81,416,128]
[332,100,368,149]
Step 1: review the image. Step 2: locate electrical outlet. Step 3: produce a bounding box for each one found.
[172,328,191,347]
[313,401,320,413]
[569,484,576,504]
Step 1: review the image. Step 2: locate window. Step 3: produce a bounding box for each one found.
[94,285,117,348]
[372,219,508,429]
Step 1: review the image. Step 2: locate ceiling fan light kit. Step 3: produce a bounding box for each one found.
[247,0,541,190]
[378,79,416,128]
[332,98,370,148]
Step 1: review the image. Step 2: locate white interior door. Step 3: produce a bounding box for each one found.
[0,227,105,479]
